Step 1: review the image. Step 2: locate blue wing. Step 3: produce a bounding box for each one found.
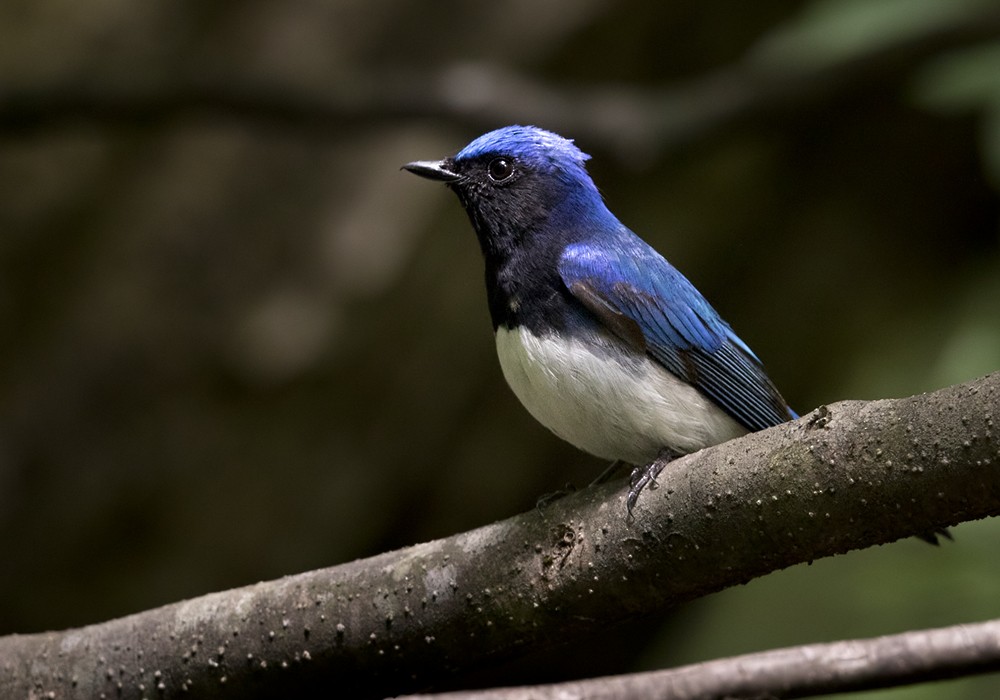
[559,236,795,432]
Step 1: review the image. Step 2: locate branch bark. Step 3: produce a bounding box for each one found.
[400,617,1000,700]
[1,373,998,699]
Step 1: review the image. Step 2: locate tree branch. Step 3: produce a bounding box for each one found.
[400,617,1000,700]
[1,373,998,699]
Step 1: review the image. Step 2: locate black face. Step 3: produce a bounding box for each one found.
[405,149,584,332]
[441,154,571,264]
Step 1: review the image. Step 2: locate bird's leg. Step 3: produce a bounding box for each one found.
[626,448,679,518]
[539,459,628,510]
[535,483,577,510]
[589,459,627,487]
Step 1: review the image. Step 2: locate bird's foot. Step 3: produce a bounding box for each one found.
[626,448,679,519]
[916,527,953,546]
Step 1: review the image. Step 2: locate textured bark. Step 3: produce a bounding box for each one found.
[402,618,1000,699]
[1,373,998,699]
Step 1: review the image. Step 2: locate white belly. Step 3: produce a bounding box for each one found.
[495,326,745,464]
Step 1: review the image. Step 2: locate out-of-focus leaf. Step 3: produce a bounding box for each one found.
[750,0,996,71]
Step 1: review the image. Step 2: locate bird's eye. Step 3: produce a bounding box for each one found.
[487,157,515,182]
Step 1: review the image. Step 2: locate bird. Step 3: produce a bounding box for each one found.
[403,125,796,515]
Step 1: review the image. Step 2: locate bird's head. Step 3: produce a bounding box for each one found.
[404,126,611,259]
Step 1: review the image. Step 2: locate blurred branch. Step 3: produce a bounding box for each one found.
[403,618,1000,700]
[2,9,999,160]
[1,372,998,699]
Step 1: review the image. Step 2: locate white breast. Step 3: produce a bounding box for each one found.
[495,326,745,464]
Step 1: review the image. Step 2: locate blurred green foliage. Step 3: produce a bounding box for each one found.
[0,0,998,696]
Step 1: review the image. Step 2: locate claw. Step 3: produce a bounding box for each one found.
[625,448,679,519]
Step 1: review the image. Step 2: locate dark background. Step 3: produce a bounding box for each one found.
[2,1,999,697]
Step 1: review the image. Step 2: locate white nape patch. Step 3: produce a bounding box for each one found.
[495,326,745,464]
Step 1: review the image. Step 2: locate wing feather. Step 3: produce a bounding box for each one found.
[559,238,794,431]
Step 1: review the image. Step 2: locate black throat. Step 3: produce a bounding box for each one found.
[459,199,582,335]
[447,164,598,336]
